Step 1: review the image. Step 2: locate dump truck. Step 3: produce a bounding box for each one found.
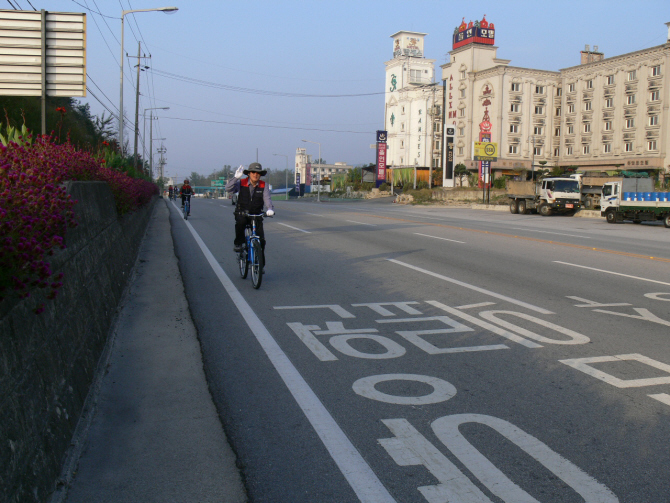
[508,177,581,216]
[600,179,670,227]
[571,173,653,210]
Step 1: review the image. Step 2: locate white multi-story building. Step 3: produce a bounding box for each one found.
[387,17,670,185]
[385,31,444,176]
[294,148,352,191]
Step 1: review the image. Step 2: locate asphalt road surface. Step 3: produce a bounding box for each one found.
[169,196,670,503]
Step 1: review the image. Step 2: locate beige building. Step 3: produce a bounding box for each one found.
[294,148,351,191]
[387,18,670,186]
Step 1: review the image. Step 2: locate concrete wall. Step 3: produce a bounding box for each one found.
[0,182,156,503]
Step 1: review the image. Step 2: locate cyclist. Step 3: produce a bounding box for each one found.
[226,163,274,266]
[168,185,174,200]
[180,179,194,215]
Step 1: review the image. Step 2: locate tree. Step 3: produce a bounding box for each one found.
[454,163,468,187]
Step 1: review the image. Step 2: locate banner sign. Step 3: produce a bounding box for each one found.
[295,172,301,195]
[473,141,498,162]
[442,127,455,187]
[376,130,387,185]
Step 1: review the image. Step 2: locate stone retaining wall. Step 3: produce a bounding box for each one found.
[0,182,156,503]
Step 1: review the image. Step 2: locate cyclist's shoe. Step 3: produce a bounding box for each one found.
[234,244,243,252]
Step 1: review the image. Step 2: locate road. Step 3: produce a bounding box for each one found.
[169,196,670,503]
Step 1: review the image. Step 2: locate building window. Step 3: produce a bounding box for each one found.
[435,140,440,150]
[568,125,574,134]
[534,146,542,156]
[458,127,465,136]
[651,65,661,77]
[568,104,575,113]
[511,82,520,92]
[627,94,636,105]
[587,80,594,89]
[604,121,612,131]
[401,122,405,131]
[567,146,573,155]
[648,140,657,151]
[509,145,518,154]
[625,142,633,152]
[605,98,613,108]
[568,83,575,92]
[509,124,518,133]
[400,140,404,148]
[584,101,592,111]
[535,85,545,94]
[607,75,615,85]
[556,107,561,116]
[626,118,635,128]
[556,88,562,97]
[510,104,520,113]
[555,127,560,136]
[401,106,405,114]
[650,90,660,101]
[627,70,637,81]
[534,126,543,135]
[460,70,466,79]
[649,115,659,126]
[583,145,590,155]
[583,123,591,133]
[459,108,465,117]
[460,88,466,98]
[553,147,560,156]
[534,106,544,115]
[603,144,611,153]
[458,147,464,156]
[400,157,404,164]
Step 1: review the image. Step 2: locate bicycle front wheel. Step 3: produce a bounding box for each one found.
[238,248,249,279]
[183,202,188,220]
[250,240,263,289]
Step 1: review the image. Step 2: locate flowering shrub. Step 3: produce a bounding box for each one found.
[0,134,157,311]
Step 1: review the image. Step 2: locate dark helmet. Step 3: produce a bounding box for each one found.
[244,162,267,176]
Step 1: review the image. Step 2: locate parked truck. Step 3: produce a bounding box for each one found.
[600,179,670,228]
[571,173,652,210]
[508,177,581,216]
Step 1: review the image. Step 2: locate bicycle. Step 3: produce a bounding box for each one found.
[182,195,191,220]
[237,212,270,289]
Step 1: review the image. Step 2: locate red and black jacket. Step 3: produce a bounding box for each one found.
[236,178,265,214]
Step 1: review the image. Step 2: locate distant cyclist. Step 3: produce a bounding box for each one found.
[168,185,174,200]
[226,163,274,264]
[180,179,193,215]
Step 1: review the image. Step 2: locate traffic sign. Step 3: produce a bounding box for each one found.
[474,142,498,162]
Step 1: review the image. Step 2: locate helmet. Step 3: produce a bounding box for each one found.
[184,179,189,184]
[244,162,267,176]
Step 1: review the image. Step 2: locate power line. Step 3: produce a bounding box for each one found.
[151,69,385,98]
[71,0,119,19]
[91,0,120,44]
[159,116,372,135]
[83,0,120,66]
[6,0,18,9]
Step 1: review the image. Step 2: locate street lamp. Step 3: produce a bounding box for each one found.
[302,139,321,202]
[119,7,177,155]
[273,153,289,200]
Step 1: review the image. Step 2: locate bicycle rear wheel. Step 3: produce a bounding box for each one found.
[250,240,263,289]
[183,201,189,220]
[238,248,248,278]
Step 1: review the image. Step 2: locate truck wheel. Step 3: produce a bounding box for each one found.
[605,209,617,224]
[538,203,551,216]
[518,200,528,214]
[585,197,593,209]
[664,215,670,228]
[509,199,518,214]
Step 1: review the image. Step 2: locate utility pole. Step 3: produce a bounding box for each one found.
[157,144,167,180]
[131,44,151,174]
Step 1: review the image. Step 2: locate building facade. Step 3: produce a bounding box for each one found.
[386,18,670,186]
[384,32,444,178]
[294,147,352,191]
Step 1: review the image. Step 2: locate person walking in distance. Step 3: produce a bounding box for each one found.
[226,163,274,268]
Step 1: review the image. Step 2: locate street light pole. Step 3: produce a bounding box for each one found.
[273,153,289,200]
[302,139,321,202]
[119,6,177,155]
[143,107,169,171]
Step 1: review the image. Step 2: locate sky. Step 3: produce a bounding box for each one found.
[20,0,670,180]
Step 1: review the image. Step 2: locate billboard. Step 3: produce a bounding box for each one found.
[473,142,498,162]
[0,10,86,97]
[376,130,387,186]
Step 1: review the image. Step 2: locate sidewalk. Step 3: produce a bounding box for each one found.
[56,200,246,503]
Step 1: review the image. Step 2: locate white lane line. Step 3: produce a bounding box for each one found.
[414,233,465,244]
[388,259,553,314]
[346,220,377,226]
[173,202,395,503]
[278,223,311,234]
[649,393,670,407]
[305,212,324,217]
[511,228,590,239]
[455,302,496,310]
[554,261,670,287]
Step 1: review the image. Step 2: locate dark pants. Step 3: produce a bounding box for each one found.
[235,213,266,263]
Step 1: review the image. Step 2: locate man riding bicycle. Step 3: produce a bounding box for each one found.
[180,179,193,215]
[226,163,274,266]
[168,185,174,200]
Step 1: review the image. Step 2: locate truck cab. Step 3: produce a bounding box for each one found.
[538,177,581,212]
[600,182,620,214]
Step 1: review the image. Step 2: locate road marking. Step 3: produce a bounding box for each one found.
[175,203,396,503]
[346,220,377,226]
[555,261,670,287]
[414,232,465,244]
[645,293,670,302]
[305,212,324,217]
[511,228,590,238]
[649,393,670,407]
[560,353,670,388]
[278,222,311,234]
[352,302,422,316]
[353,374,456,405]
[388,260,553,314]
[274,304,356,318]
[455,302,496,310]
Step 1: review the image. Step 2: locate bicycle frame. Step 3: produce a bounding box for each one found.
[238,213,265,288]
